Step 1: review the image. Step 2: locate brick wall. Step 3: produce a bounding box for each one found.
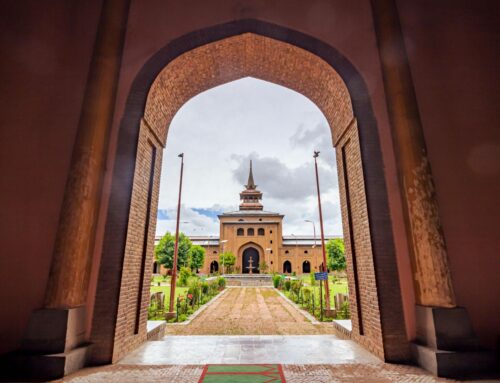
[91,22,408,364]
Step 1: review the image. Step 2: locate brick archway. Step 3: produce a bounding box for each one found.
[93,19,407,365]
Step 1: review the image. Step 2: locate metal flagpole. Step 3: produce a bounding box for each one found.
[168,153,184,316]
[313,151,331,313]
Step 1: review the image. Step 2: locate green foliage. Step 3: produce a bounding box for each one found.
[187,277,202,304]
[217,276,226,289]
[326,238,346,272]
[292,271,296,277]
[178,267,191,286]
[309,272,316,286]
[337,301,350,319]
[272,274,281,288]
[290,280,303,295]
[201,281,209,294]
[219,252,236,272]
[303,287,311,302]
[189,245,205,273]
[284,280,291,291]
[155,232,192,271]
[259,260,269,273]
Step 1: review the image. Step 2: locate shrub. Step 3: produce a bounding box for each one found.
[309,272,316,286]
[303,287,311,302]
[284,280,291,291]
[217,276,226,289]
[208,280,218,295]
[291,279,302,295]
[201,281,209,294]
[178,267,191,286]
[272,274,281,288]
[292,271,296,277]
[337,301,350,319]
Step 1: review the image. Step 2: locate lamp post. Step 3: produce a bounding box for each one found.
[305,219,317,248]
[313,151,331,313]
[167,153,185,318]
[220,239,228,274]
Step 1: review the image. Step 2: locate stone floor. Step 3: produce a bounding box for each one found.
[164,287,337,335]
[119,335,379,365]
[59,363,459,382]
[54,288,497,382]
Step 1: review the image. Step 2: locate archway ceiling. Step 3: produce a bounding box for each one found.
[144,33,354,145]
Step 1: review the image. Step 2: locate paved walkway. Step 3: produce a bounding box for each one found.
[164,287,337,335]
[55,288,481,382]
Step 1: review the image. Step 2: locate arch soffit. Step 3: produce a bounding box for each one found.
[144,33,354,145]
[238,241,264,256]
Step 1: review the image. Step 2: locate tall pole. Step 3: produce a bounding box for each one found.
[168,153,184,314]
[313,151,331,312]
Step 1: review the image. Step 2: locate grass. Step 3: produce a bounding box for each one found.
[291,274,348,309]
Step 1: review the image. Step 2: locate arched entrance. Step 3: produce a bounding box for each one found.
[94,19,406,364]
[152,261,159,274]
[283,260,292,274]
[302,261,311,274]
[210,260,219,274]
[242,247,260,274]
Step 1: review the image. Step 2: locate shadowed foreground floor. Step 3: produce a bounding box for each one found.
[58,364,458,382]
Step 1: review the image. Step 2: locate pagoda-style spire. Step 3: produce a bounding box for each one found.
[246,160,256,190]
[239,160,263,210]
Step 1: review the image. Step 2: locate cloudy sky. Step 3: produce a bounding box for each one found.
[155,77,342,237]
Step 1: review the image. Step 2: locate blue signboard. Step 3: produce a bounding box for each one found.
[314,272,328,281]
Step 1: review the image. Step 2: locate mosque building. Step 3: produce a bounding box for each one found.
[155,162,341,275]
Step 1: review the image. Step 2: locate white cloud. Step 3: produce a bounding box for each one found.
[156,77,343,237]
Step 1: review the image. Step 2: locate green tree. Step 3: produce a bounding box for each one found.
[189,245,206,273]
[326,238,346,272]
[155,232,192,271]
[219,252,236,273]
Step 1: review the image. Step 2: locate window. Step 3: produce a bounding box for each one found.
[270,230,273,234]
[213,250,217,254]
[237,228,244,236]
[270,240,273,244]
[285,250,289,254]
[259,218,262,221]
[258,228,265,236]
[304,250,308,254]
[238,218,244,222]
[247,228,255,236]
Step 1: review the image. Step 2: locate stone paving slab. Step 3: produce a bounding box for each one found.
[118,335,380,365]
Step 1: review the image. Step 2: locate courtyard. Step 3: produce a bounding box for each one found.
[58,287,459,382]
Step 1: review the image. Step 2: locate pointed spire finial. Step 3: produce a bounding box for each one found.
[245,160,256,190]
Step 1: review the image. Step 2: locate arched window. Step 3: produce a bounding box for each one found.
[238,219,244,222]
[283,260,292,274]
[302,261,311,274]
[237,228,244,236]
[258,228,265,236]
[247,228,255,236]
[285,250,289,254]
[304,250,308,254]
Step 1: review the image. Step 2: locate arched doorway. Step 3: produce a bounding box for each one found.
[242,247,260,274]
[210,260,219,274]
[94,19,406,364]
[152,261,159,274]
[302,261,311,274]
[283,260,292,274]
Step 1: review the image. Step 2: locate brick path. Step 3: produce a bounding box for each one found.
[60,364,457,382]
[164,287,337,335]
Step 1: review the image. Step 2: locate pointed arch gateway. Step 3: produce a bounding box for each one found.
[94,20,406,364]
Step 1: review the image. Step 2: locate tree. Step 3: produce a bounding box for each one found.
[326,238,346,272]
[155,232,192,271]
[219,252,236,273]
[189,245,205,273]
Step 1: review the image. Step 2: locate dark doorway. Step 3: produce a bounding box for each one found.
[242,247,260,274]
[283,260,292,274]
[153,261,159,274]
[210,260,219,273]
[302,261,311,273]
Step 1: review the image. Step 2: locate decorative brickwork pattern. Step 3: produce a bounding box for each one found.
[144,33,353,145]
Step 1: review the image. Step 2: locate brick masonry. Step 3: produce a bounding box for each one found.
[91,20,408,365]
